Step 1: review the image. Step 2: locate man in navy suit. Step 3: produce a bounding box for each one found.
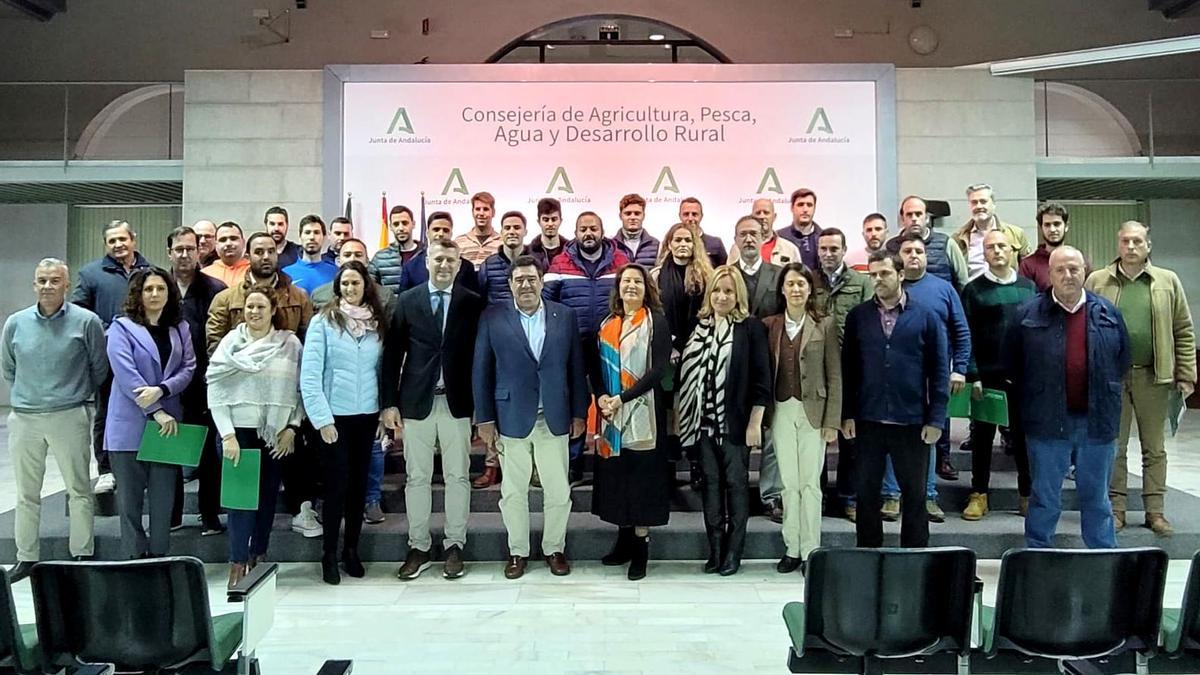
[473,255,589,580]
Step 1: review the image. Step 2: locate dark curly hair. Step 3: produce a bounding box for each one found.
[122,266,182,327]
[319,260,387,340]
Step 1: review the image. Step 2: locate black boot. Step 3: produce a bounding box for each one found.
[689,461,706,491]
[322,552,341,585]
[342,548,365,578]
[628,534,649,581]
[602,527,634,566]
[719,527,742,576]
[703,527,722,574]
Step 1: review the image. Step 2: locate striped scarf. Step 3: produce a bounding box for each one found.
[597,308,656,457]
[676,317,734,447]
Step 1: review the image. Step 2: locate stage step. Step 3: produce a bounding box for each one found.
[11,490,1200,563]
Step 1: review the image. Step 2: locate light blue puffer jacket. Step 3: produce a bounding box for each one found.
[300,313,383,429]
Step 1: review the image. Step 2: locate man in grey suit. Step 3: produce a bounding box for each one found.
[732,214,785,522]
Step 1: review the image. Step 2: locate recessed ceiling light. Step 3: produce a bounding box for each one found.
[546,44,556,49]
[649,33,665,41]
[663,44,671,49]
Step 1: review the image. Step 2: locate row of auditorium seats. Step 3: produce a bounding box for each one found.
[0,556,353,674]
[783,546,1200,674]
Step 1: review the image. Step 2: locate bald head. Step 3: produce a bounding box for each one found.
[1049,245,1087,305]
[193,219,217,260]
[751,198,777,234]
[983,230,1013,273]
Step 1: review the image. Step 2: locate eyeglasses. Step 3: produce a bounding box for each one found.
[512,277,540,287]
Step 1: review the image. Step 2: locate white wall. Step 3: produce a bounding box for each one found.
[1148,200,1200,322]
[0,204,69,407]
[182,70,323,234]
[896,68,1037,236]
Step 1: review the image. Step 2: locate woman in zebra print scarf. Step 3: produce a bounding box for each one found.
[676,265,771,576]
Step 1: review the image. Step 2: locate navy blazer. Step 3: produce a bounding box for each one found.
[472,300,589,438]
[842,297,950,428]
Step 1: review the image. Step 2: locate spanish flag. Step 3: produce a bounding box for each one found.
[378,192,389,250]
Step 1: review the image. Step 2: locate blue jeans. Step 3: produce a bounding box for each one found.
[365,440,384,505]
[227,428,285,564]
[881,445,938,500]
[1025,413,1117,549]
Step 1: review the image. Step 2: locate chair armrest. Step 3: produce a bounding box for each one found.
[782,602,807,657]
[1162,607,1183,655]
[68,665,115,675]
[229,562,278,599]
[316,659,354,674]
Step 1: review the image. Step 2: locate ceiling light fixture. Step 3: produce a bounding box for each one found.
[990,34,1200,76]
[649,33,665,41]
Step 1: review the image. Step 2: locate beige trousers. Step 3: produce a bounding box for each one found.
[1112,366,1172,513]
[403,396,472,552]
[771,399,825,560]
[498,417,571,557]
[9,407,95,561]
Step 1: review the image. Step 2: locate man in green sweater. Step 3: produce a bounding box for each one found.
[960,231,1038,521]
[1085,221,1196,536]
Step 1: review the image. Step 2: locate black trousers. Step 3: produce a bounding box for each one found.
[319,414,376,556]
[91,373,113,475]
[835,432,857,503]
[172,410,222,528]
[110,452,177,558]
[970,378,1031,497]
[698,436,750,558]
[855,421,929,548]
[282,419,321,515]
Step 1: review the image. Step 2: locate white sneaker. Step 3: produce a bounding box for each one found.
[291,500,322,538]
[93,473,116,494]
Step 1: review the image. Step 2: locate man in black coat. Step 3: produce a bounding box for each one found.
[382,239,484,581]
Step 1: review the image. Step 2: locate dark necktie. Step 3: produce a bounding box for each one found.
[434,291,447,335]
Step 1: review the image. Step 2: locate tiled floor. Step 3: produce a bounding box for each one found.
[2,414,1199,674]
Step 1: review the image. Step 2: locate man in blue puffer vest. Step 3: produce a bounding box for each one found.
[478,211,531,305]
[543,212,631,475]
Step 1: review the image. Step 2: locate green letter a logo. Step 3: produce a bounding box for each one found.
[806,107,833,134]
[387,107,414,134]
[546,166,575,194]
[441,168,468,196]
[651,166,679,194]
[756,167,783,194]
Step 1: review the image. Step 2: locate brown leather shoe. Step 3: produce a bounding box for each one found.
[545,552,571,576]
[396,548,432,581]
[1146,512,1174,537]
[472,465,501,489]
[443,545,465,579]
[227,563,247,602]
[1113,510,1126,531]
[503,555,527,580]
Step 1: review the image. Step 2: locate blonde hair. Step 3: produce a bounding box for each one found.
[698,265,750,322]
[655,222,714,295]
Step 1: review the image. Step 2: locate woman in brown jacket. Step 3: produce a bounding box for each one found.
[764,263,842,575]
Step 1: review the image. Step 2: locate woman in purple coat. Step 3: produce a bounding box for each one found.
[105,267,196,558]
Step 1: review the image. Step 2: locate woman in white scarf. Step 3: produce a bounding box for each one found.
[207,284,304,596]
[300,261,387,585]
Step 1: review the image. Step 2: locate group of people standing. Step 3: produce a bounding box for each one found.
[2,182,1193,591]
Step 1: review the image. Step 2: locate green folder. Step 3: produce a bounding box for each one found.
[972,389,1010,427]
[947,387,973,418]
[136,420,208,467]
[220,449,261,511]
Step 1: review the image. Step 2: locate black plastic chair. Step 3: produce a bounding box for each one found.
[782,546,977,674]
[0,567,40,675]
[30,556,277,674]
[978,547,1167,675]
[1156,549,1200,673]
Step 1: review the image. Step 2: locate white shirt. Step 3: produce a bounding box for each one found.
[967,229,988,280]
[737,257,763,276]
[1052,289,1087,314]
[427,281,452,387]
[983,267,1017,285]
[784,312,806,341]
